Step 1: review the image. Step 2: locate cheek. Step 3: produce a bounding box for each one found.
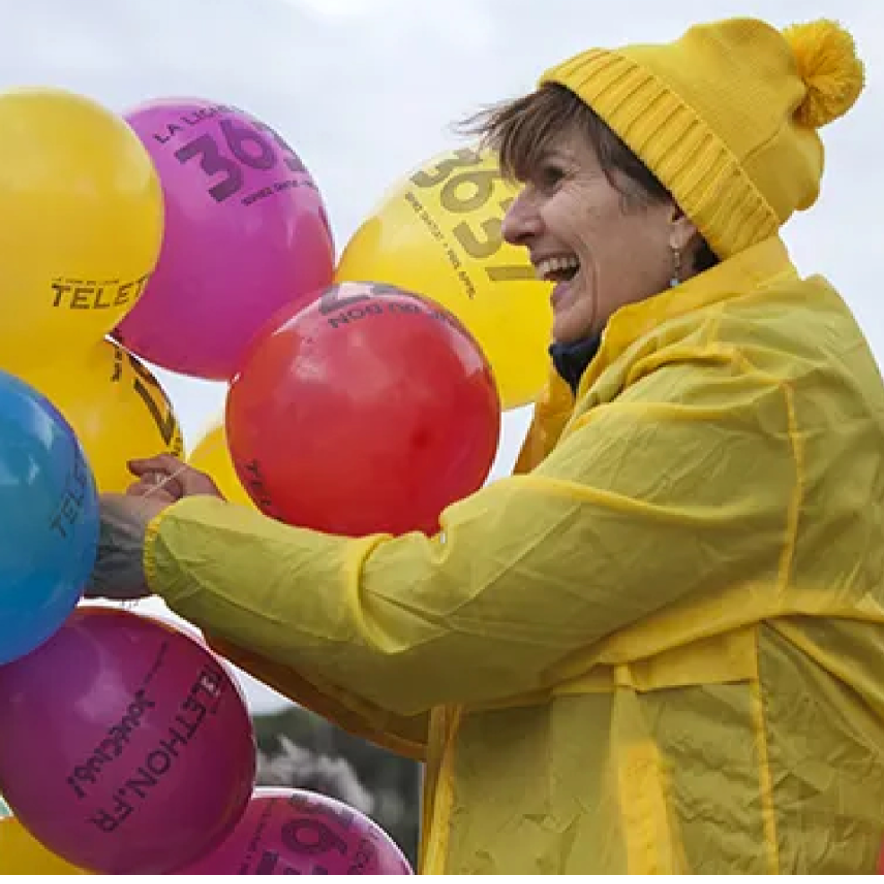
[568,196,629,263]
[605,218,669,285]
[545,189,599,238]
[553,191,669,292]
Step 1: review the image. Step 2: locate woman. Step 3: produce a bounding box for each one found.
[91,15,884,873]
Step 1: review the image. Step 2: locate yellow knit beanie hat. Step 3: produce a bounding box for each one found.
[540,18,864,258]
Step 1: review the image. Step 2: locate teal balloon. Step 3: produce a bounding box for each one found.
[0,369,99,664]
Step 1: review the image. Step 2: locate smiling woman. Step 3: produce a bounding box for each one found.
[85,14,884,875]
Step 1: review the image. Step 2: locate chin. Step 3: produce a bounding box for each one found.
[552,322,591,345]
[551,304,597,344]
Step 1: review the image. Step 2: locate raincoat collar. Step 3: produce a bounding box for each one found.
[577,235,798,396]
[523,235,799,463]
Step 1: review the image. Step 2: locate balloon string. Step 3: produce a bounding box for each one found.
[119,464,190,610]
[141,464,190,500]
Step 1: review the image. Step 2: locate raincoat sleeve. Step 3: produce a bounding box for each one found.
[146,352,798,718]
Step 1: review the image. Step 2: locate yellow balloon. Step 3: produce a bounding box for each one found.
[188,421,255,507]
[0,816,89,874]
[0,87,163,375]
[334,146,552,410]
[18,339,183,493]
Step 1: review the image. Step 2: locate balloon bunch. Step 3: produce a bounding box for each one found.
[182,143,555,534]
[0,605,411,875]
[0,80,554,873]
[108,97,514,537]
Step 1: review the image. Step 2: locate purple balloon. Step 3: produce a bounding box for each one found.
[115,97,335,380]
[0,607,256,874]
[177,788,414,875]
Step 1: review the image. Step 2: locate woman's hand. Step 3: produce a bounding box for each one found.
[126,453,226,503]
[85,454,226,601]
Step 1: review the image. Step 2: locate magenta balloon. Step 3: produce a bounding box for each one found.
[178,788,414,875]
[0,607,256,874]
[115,97,335,380]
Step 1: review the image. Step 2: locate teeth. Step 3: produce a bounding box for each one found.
[535,255,579,281]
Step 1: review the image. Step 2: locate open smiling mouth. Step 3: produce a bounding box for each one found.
[535,255,580,283]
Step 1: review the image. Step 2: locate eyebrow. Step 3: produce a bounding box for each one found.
[536,147,576,165]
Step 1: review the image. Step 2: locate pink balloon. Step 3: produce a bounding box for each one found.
[178,788,414,875]
[115,97,335,380]
[0,607,256,874]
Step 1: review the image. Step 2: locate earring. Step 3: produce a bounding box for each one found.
[669,245,682,289]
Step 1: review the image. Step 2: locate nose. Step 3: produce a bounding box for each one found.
[501,186,542,246]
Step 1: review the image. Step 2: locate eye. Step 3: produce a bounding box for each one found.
[536,163,566,191]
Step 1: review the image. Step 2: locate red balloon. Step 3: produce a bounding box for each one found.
[225,281,500,536]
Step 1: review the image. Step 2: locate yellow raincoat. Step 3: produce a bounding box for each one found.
[147,235,884,873]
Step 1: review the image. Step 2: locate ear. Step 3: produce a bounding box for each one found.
[668,203,699,252]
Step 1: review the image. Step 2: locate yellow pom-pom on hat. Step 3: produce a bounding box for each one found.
[541,15,865,259]
[783,19,865,128]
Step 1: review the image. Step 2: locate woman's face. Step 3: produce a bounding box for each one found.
[501,126,687,344]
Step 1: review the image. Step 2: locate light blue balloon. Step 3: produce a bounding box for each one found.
[0,369,99,664]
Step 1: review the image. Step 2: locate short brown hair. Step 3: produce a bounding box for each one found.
[458,83,718,273]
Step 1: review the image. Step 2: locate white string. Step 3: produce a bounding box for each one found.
[140,464,191,500]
